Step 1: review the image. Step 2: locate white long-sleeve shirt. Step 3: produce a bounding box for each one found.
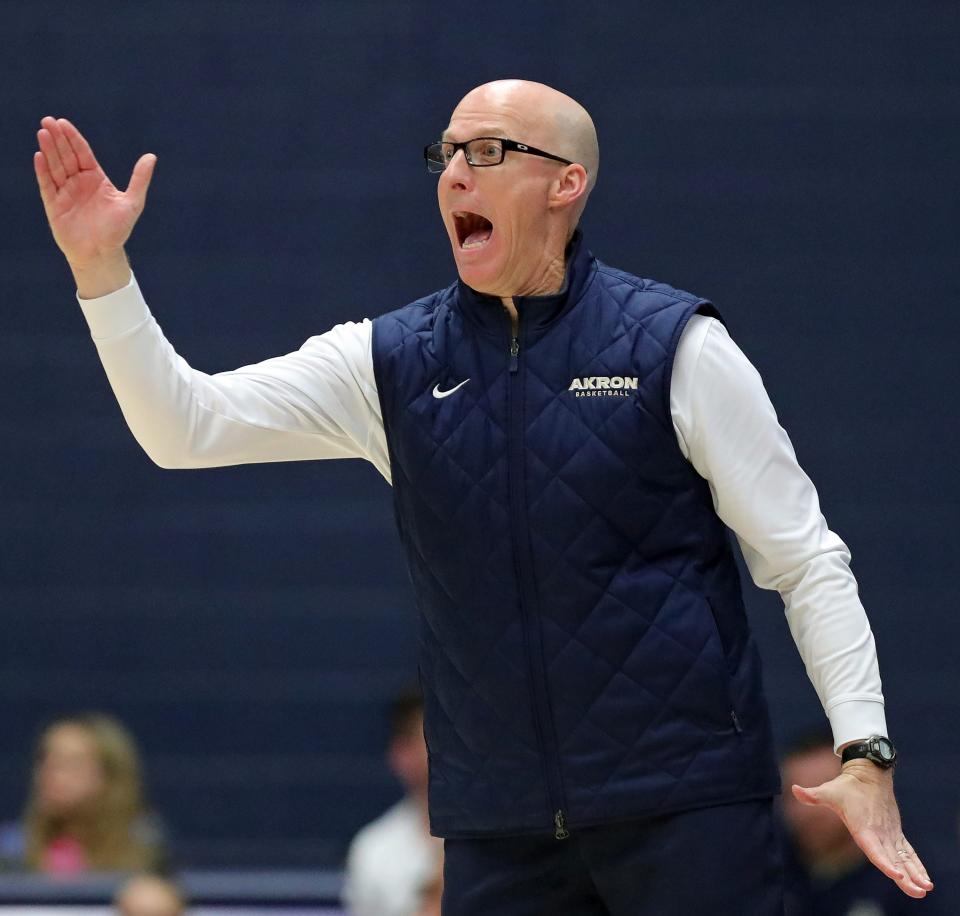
[77,273,887,750]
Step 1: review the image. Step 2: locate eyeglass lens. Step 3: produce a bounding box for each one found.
[428,139,504,170]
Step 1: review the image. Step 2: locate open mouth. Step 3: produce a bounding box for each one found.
[452,211,494,250]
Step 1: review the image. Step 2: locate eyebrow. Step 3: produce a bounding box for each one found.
[440,127,509,142]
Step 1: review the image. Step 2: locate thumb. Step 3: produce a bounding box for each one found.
[126,153,157,211]
[791,783,823,806]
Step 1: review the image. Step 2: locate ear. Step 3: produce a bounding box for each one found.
[548,163,589,211]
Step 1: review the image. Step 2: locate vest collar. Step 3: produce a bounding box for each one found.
[455,229,596,337]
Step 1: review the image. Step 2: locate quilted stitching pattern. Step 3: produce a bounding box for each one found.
[373,250,779,837]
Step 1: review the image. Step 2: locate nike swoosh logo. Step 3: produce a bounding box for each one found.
[432,378,470,399]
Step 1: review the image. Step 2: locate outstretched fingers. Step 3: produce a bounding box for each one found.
[856,829,903,881]
[58,117,100,171]
[33,150,58,213]
[50,118,79,175]
[895,838,934,893]
[860,830,929,898]
[37,119,66,187]
[36,116,103,192]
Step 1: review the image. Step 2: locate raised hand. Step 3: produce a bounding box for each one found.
[34,116,156,295]
[792,761,933,899]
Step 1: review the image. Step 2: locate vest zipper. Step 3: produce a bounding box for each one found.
[505,318,570,840]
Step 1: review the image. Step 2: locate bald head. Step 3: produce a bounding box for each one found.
[452,80,599,199]
[437,80,599,297]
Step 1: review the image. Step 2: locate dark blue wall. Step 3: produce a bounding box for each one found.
[2,0,958,896]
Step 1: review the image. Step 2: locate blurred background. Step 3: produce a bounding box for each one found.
[1,0,958,912]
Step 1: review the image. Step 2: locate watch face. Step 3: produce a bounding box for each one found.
[874,736,895,761]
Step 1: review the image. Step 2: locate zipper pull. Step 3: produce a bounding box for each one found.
[554,809,570,840]
[509,336,520,373]
[731,710,743,734]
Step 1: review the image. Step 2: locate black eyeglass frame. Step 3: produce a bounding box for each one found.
[424,137,574,173]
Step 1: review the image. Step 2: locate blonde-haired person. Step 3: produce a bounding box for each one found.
[0,713,169,874]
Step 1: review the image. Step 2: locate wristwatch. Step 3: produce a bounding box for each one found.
[840,735,898,769]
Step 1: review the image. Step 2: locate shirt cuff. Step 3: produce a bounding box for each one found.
[76,272,151,341]
[826,698,889,753]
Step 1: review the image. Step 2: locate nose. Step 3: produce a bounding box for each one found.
[441,148,473,191]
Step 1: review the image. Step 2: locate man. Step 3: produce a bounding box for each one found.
[34,79,932,914]
[779,731,939,915]
[342,688,444,916]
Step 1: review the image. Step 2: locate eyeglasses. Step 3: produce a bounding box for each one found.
[424,137,573,173]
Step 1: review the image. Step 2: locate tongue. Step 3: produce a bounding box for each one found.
[464,226,492,247]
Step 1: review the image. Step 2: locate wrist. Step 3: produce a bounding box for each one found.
[841,758,892,777]
[70,248,131,299]
[840,759,894,792]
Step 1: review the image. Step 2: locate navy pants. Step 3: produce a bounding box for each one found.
[441,799,785,916]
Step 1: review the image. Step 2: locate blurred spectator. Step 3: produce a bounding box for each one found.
[114,873,188,916]
[0,712,169,874]
[780,729,934,915]
[413,855,443,916]
[342,687,443,916]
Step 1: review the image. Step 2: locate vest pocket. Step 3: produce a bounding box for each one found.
[705,596,742,734]
[649,594,741,734]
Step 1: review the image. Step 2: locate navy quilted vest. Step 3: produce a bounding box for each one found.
[372,232,780,839]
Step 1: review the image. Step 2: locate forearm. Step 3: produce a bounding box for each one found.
[81,274,266,469]
[78,274,390,474]
[742,533,887,748]
[89,291,231,469]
